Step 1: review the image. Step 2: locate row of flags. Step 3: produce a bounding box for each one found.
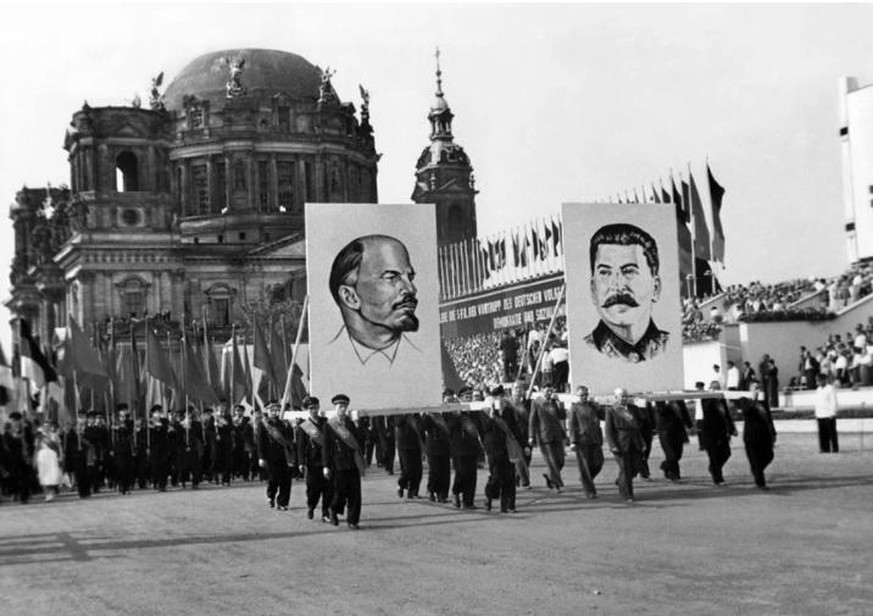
[609,162,727,270]
[0,315,308,424]
[439,215,564,299]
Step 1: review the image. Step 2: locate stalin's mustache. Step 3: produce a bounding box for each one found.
[602,293,639,309]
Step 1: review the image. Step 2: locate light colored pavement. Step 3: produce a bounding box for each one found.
[1,432,871,616]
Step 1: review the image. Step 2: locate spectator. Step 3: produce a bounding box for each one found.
[725,361,740,391]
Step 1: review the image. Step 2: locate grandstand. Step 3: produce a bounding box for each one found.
[438,214,873,405]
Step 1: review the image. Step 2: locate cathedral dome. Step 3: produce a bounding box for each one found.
[163,48,323,110]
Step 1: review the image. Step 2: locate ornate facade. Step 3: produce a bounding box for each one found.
[7,48,380,346]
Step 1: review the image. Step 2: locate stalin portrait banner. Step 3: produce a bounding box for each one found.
[562,202,684,395]
[305,203,442,410]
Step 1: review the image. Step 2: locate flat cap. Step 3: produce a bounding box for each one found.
[331,393,350,405]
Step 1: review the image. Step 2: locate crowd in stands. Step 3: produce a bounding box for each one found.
[789,319,873,390]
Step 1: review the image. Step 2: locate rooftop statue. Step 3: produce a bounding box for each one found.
[224,57,247,98]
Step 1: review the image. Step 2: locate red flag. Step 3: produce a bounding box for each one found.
[19,318,57,387]
[689,170,712,261]
[269,320,287,393]
[145,323,177,388]
[231,333,249,405]
[68,316,108,386]
[252,318,275,395]
[707,163,726,264]
[184,338,219,404]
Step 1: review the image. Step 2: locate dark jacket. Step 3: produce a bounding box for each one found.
[419,413,451,456]
[529,397,567,445]
[257,418,295,467]
[322,416,364,472]
[567,401,603,446]
[393,414,424,451]
[480,403,524,460]
[604,404,645,454]
[296,416,327,468]
[654,400,693,437]
[447,412,483,458]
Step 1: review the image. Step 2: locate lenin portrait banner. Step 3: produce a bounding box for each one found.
[562,202,684,395]
[305,203,442,410]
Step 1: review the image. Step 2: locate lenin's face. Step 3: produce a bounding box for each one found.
[590,244,661,329]
[339,238,419,334]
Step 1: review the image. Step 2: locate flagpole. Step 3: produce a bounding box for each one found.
[685,165,698,298]
[181,314,190,449]
[145,318,151,452]
[525,284,566,400]
[281,295,309,409]
[230,324,236,409]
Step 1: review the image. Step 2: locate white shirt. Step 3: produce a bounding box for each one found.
[726,366,740,389]
[814,384,838,419]
[549,346,569,364]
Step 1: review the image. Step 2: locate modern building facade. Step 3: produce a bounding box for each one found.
[839,75,873,264]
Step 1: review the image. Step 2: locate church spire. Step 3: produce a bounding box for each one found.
[429,47,453,141]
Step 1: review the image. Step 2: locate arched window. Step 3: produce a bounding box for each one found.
[116,151,139,192]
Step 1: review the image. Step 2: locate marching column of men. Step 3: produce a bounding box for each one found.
[2,384,785,517]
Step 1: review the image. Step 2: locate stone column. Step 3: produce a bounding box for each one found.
[206,156,214,214]
[270,155,279,213]
[225,154,232,212]
[296,158,306,210]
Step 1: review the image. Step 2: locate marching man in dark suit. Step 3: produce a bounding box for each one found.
[257,401,295,511]
[481,385,527,513]
[322,394,366,530]
[296,396,333,522]
[420,411,452,503]
[567,385,604,499]
[697,382,737,486]
[528,385,568,492]
[605,388,646,503]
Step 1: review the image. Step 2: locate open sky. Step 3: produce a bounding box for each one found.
[2,2,872,353]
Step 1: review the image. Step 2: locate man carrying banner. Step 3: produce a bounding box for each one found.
[567,386,604,499]
[322,394,366,529]
[296,396,332,522]
[257,400,296,511]
[481,385,526,513]
[447,409,483,510]
[394,413,424,500]
[654,398,694,483]
[605,388,646,503]
[697,382,737,486]
[508,381,532,489]
[528,385,568,492]
[420,410,452,503]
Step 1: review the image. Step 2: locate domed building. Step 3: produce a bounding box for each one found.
[8,48,379,349]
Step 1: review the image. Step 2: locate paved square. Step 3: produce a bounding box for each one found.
[2,431,871,615]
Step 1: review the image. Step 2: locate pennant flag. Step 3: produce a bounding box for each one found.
[671,177,693,286]
[551,218,562,256]
[511,233,521,268]
[68,316,109,386]
[145,322,177,388]
[269,320,288,393]
[19,318,57,387]
[707,163,726,264]
[253,318,276,397]
[652,183,661,203]
[689,170,712,261]
[0,343,12,407]
[660,185,671,204]
[232,333,250,405]
[184,339,220,404]
[680,179,691,224]
[531,227,540,260]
